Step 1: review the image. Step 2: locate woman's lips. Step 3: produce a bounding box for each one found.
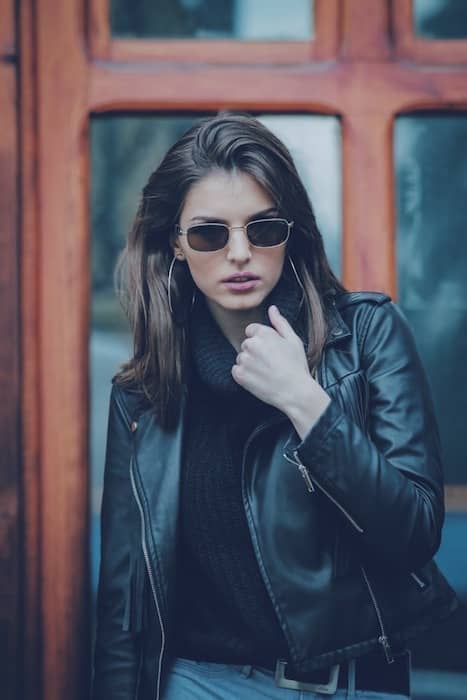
[222,278,260,292]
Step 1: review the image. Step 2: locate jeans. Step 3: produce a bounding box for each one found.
[160,657,411,699]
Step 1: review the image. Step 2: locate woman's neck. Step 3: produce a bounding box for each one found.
[205,298,266,352]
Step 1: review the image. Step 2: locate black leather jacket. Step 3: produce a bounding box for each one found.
[92,291,458,700]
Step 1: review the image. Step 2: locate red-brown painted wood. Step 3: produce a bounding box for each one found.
[342,110,395,294]
[0,58,19,700]
[87,60,467,115]
[0,0,15,56]
[19,0,43,697]
[341,0,392,61]
[33,1,91,698]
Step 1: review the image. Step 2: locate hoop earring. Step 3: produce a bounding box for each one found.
[287,254,305,297]
[167,256,196,322]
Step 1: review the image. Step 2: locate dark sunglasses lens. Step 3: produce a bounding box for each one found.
[187,224,228,252]
[247,219,288,247]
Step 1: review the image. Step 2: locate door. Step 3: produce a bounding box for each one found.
[18,1,467,699]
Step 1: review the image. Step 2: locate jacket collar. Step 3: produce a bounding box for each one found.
[324,297,352,347]
[126,290,352,426]
[188,267,306,399]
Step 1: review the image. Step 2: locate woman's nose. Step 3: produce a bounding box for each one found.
[226,228,252,263]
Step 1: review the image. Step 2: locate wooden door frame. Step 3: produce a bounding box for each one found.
[19,1,467,698]
[0,1,20,698]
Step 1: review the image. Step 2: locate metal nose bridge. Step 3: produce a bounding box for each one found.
[228,224,249,232]
[226,224,251,259]
[226,225,252,250]
[226,227,252,260]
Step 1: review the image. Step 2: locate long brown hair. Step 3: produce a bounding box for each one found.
[114,111,346,429]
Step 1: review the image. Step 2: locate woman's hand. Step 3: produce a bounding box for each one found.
[232,305,331,438]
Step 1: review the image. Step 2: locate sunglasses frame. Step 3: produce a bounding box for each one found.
[175,217,294,252]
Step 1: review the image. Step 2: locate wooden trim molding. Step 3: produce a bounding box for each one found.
[393,0,467,65]
[30,1,91,699]
[0,59,20,700]
[88,0,339,63]
[106,39,317,65]
[341,0,392,61]
[0,0,15,57]
[342,110,395,295]
[87,60,467,116]
[19,0,42,698]
[87,0,110,59]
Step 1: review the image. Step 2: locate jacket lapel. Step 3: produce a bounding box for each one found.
[132,391,187,619]
[324,300,352,347]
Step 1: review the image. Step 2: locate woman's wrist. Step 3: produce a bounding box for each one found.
[282,375,331,441]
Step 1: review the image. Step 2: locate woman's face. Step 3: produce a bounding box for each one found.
[173,169,287,316]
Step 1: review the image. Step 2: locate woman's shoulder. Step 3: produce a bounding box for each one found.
[328,289,415,353]
[109,377,153,423]
[331,290,396,335]
[333,289,392,310]
[332,292,424,377]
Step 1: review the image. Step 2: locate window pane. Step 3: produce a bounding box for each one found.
[395,113,467,690]
[89,114,199,617]
[414,0,467,39]
[111,0,314,40]
[395,114,467,486]
[89,112,342,615]
[257,114,341,276]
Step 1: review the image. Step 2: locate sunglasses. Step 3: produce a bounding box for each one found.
[175,217,293,252]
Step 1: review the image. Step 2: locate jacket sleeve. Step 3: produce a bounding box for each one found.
[284,300,444,571]
[91,383,140,699]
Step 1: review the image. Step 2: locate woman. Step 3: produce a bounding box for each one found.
[91,112,458,700]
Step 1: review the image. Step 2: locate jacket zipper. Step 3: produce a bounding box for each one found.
[283,356,364,534]
[243,417,396,667]
[129,454,166,700]
[361,565,394,664]
[283,449,364,534]
[311,351,392,663]
[283,450,315,493]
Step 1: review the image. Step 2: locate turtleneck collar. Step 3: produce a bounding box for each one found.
[188,264,307,400]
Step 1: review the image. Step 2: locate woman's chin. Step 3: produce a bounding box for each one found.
[204,289,268,315]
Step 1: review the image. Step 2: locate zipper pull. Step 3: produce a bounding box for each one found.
[283,449,315,493]
[298,464,315,493]
[379,635,394,664]
[293,450,315,493]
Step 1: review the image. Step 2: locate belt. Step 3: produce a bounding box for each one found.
[274,649,411,695]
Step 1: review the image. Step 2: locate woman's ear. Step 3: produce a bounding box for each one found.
[171,236,186,261]
[173,248,185,261]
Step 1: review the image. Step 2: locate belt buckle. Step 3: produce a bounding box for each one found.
[274,659,340,694]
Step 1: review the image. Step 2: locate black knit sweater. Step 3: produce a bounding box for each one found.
[169,270,307,668]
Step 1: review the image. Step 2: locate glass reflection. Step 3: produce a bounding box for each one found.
[395,114,467,486]
[395,113,467,693]
[89,115,199,611]
[111,0,314,40]
[89,112,342,611]
[414,0,467,39]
